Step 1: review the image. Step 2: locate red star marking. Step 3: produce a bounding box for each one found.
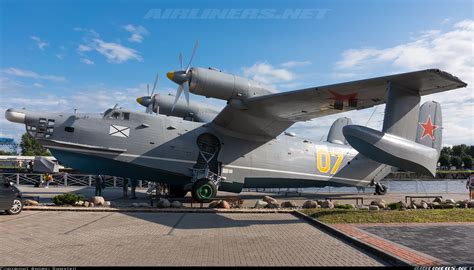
[327,90,358,101]
[419,115,440,140]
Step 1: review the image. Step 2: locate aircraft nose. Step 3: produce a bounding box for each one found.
[5,109,26,123]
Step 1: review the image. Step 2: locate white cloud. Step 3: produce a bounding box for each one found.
[77,44,92,52]
[123,24,149,43]
[441,18,451,25]
[242,62,294,86]
[1,68,66,82]
[75,28,142,64]
[73,27,100,37]
[30,36,49,50]
[92,39,143,63]
[55,54,65,60]
[298,19,474,145]
[80,58,95,65]
[280,60,311,68]
[335,19,474,80]
[33,83,44,88]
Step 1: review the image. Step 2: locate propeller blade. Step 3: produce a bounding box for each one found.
[151,73,159,96]
[179,53,183,70]
[183,82,190,106]
[148,94,156,114]
[147,84,150,96]
[171,85,183,112]
[185,41,199,72]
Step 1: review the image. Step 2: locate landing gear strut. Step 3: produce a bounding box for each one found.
[191,133,223,203]
[373,181,388,195]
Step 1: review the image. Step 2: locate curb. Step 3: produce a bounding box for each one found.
[23,206,295,214]
[292,211,411,267]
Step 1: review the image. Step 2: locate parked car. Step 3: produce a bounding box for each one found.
[0,177,23,215]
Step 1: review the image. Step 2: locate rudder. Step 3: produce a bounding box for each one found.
[416,101,442,154]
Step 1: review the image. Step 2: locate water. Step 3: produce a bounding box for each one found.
[252,179,469,194]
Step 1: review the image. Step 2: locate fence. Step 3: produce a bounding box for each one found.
[242,179,469,194]
[0,173,151,188]
[1,173,468,194]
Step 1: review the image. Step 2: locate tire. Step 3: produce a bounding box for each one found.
[6,198,23,215]
[191,179,217,203]
[169,186,189,198]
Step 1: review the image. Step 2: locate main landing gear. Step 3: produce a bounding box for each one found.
[190,169,223,203]
[190,133,223,203]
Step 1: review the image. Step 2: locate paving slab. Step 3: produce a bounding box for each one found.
[359,223,474,266]
[0,211,386,266]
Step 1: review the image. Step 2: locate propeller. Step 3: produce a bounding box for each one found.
[136,73,159,114]
[166,41,199,111]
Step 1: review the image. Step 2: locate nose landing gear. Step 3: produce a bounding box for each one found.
[372,181,388,195]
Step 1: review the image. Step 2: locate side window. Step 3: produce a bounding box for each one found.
[65,127,75,132]
[111,112,121,119]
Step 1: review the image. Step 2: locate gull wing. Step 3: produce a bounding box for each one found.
[212,69,466,140]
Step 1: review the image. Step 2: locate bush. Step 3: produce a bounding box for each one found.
[335,204,354,209]
[387,202,402,210]
[52,193,84,205]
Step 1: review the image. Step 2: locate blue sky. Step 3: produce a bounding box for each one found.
[0,0,473,146]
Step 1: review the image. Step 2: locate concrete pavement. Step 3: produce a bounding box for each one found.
[0,211,386,266]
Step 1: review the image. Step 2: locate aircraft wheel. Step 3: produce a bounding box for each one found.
[375,184,387,195]
[169,186,189,198]
[192,179,217,203]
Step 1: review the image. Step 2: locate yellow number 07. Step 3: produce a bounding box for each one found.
[316,149,344,174]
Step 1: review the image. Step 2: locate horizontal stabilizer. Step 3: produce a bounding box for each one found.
[343,125,439,176]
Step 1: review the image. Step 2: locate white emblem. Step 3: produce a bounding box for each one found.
[109,125,130,138]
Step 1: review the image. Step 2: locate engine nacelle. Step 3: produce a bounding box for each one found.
[189,67,275,100]
[152,94,219,123]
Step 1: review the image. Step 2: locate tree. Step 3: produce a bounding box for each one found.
[438,154,450,168]
[440,146,453,156]
[452,144,468,157]
[450,156,462,169]
[467,145,474,158]
[461,155,472,169]
[20,133,50,156]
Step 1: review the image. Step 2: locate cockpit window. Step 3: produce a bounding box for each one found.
[103,109,130,121]
[111,112,121,119]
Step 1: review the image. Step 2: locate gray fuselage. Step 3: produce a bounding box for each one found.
[8,108,387,193]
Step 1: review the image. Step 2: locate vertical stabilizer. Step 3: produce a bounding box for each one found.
[382,82,420,140]
[327,117,352,145]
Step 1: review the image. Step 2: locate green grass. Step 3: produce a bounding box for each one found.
[300,208,474,224]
